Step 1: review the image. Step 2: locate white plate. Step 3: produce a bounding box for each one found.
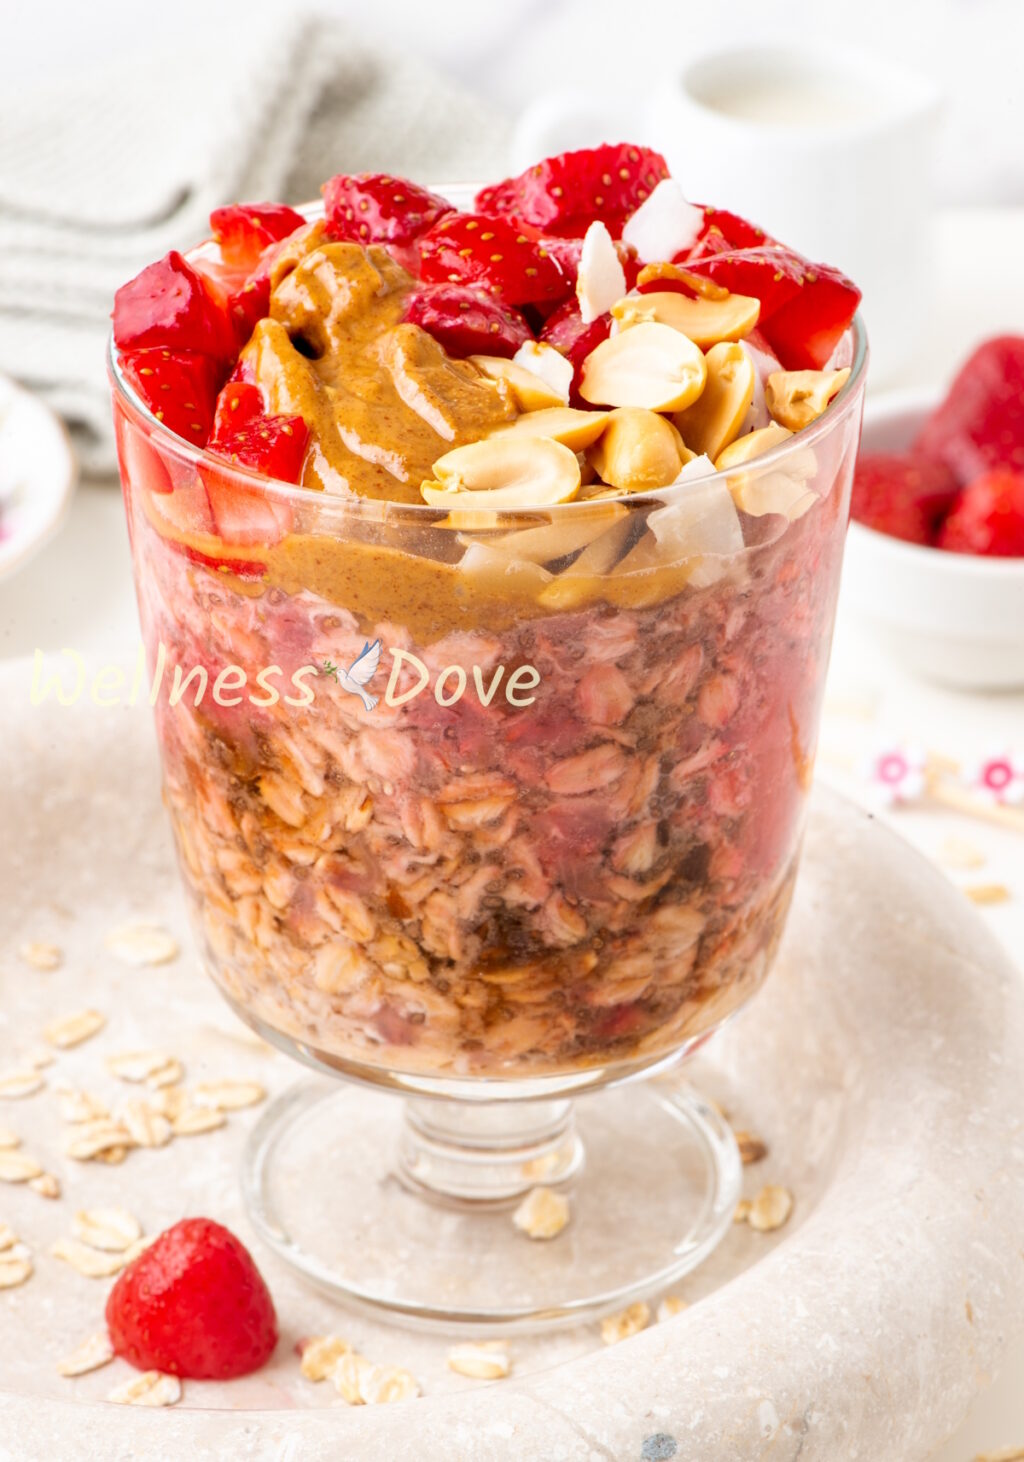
[0,373,77,580]
[1,658,1023,1460]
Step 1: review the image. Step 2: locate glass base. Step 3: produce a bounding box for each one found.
[243,1077,740,1333]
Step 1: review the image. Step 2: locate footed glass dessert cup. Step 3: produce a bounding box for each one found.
[109,186,867,1329]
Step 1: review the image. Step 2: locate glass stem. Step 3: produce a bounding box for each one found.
[398,1096,583,1208]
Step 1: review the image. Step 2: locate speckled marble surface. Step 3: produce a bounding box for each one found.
[1,664,1023,1460]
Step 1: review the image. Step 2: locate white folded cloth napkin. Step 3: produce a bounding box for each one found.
[0,12,508,475]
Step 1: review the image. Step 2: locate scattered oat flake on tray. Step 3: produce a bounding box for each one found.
[938,836,987,870]
[733,1129,768,1165]
[0,1125,19,1149]
[748,1183,794,1233]
[974,1450,1024,1462]
[146,1059,185,1090]
[512,1185,570,1239]
[192,1079,266,1111]
[965,883,1011,906]
[30,1172,61,1199]
[0,1223,18,1250]
[105,923,179,967]
[657,1295,689,1322]
[601,1301,650,1345]
[172,1106,226,1136]
[18,941,62,971]
[300,1334,353,1381]
[106,1050,176,1084]
[0,1150,43,1183]
[51,1236,132,1278]
[0,1070,45,1100]
[57,1088,110,1123]
[72,1207,142,1253]
[64,1120,134,1162]
[107,1370,182,1407]
[44,1009,106,1050]
[57,1330,115,1377]
[121,1101,173,1148]
[359,1364,421,1404]
[0,1244,33,1289]
[447,1341,511,1379]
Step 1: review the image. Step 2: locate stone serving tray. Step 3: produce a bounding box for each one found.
[2,658,1023,1461]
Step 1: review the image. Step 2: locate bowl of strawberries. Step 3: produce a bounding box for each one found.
[844,336,1024,689]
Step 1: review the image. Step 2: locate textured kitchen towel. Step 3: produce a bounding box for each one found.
[0,11,509,475]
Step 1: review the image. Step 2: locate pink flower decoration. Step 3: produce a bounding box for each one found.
[965,751,1024,806]
[860,743,928,808]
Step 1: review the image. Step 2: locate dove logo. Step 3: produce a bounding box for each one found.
[331,639,382,712]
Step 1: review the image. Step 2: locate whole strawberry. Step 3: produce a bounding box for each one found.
[937,468,1024,557]
[106,1218,278,1379]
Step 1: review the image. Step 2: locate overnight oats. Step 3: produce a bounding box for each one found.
[110,146,865,1087]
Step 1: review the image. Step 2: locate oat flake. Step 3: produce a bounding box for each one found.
[601,1301,650,1345]
[29,1172,61,1199]
[72,1207,142,1253]
[17,941,62,971]
[105,923,180,968]
[748,1183,794,1233]
[43,1009,106,1050]
[50,1237,131,1279]
[300,1334,352,1381]
[0,1150,43,1183]
[192,1079,266,1111]
[512,1186,570,1240]
[172,1107,226,1136]
[656,1295,689,1322]
[57,1331,115,1377]
[0,1245,33,1289]
[107,1371,182,1407]
[447,1341,511,1379]
[0,1071,45,1100]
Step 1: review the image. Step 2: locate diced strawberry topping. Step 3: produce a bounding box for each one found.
[323,173,453,247]
[696,206,771,251]
[120,349,222,446]
[539,298,612,404]
[210,202,305,269]
[914,336,1024,482]
[475,143,670,239]
[403,283,533,359]
[113,251,237,365]
[106,1218,278,1380]
[203,397,308,544]
[937,468,1024,556]
[684,246,805,323]
[418,213,569,306]
[851,452,960,545]
[760,261,861,370]
[211,381,265,438]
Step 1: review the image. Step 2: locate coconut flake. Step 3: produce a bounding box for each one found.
[621,179,703,264]
[512,342,572,403]
[576,222,627,325]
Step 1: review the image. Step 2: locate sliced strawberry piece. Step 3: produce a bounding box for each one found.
[211,381,264,439]
[851,452,960,545]
[937,468,1024,556]
[539,298,612,404]
[418,213,569,306]
[696,206,771,251]
[113,250,237,364]
[120,348,222,446]
[476,143,670,239]
[404,283,532,358]
[760,261,861,370]
[684,246,805,323]
[914,336,1024,482]
[204,404,307,544]
[106,1217,277,1380]
[323,173,453,247]
[210,202,305,269]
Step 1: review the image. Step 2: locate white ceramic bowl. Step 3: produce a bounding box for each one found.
[842,387,1024,689]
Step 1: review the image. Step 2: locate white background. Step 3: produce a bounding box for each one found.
[3,0,1023,204]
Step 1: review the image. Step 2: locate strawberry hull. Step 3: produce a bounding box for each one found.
[114,372,861,1083]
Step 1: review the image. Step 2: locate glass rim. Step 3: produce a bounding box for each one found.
[107,195,869,525]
